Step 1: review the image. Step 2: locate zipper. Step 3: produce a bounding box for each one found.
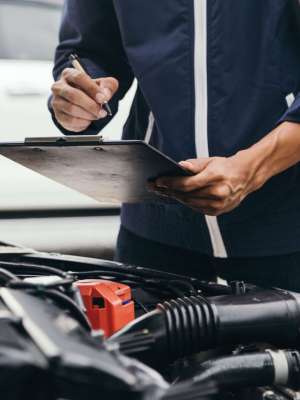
[193,0,228,258]
[285,93,295,108]
[144,112,155,143]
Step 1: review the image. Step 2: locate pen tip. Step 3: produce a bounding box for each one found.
[103,102,113,116]
[69,53,78,62]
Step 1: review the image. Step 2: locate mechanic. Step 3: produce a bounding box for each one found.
[49,1,300,290]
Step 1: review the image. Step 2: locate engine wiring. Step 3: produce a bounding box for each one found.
[0,251,299,400]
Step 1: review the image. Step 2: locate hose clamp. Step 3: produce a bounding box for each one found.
[266,349,289,385]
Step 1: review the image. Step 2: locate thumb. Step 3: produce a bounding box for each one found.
[95,77,119,104]
[179,158,211,174]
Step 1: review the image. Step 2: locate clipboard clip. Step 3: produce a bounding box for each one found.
[24,135,104,146]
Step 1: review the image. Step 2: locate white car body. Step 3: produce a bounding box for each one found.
[0,59,58,138]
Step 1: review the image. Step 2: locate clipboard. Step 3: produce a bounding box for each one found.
[0,136,191,203]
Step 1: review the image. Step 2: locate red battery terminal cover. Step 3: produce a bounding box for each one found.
[75,279,135,337]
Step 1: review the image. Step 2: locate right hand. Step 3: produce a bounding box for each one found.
[51,68,119,132]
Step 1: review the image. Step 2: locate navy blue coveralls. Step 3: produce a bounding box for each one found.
[50,1,300,289]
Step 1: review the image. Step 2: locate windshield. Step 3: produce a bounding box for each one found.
[0,1,62,60]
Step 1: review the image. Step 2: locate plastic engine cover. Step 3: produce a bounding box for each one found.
[75,279,135,337]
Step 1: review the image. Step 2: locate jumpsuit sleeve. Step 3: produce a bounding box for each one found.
[277,0,300,126]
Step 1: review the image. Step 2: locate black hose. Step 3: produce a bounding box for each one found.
[157,295,218,360]
[162,380,217,400]
[161,350,300,399]
[114,289,300,366]
[157,290,300,361]
[191,350,300,390]
[192,353,275,389]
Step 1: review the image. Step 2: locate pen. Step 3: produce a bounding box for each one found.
[69,53,113,117]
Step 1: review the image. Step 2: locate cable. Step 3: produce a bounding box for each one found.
[0,268,20,285]
[0,261,69,278]
[71,270,195,299]
[7,278,74,290]
[19,254,230,296]
[168,280,198,296]
[43,289,91,331]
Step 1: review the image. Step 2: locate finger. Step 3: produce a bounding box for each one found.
[147,185,173,198]
[192,184,232,200]
[148,186,225,214]
[150,187,213,201]
[159,188,238,216]
[179,158,211,174]
[155,169,213,192]
[171,194,215,214]
[156,159,215,191]
[147,181,156,192]
[62,68,101,103]
[95,77,119,103]
[172,194,226,215]
[54,110,91,133]
[52,82,101,118]
[52,96,101,121]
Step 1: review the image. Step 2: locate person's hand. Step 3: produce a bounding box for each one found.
[149,153,266,216]
[51,68,119,132]
[149,122,300,216]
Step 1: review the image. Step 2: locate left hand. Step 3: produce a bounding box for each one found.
[149,122,300,216]
[149,155,263,216]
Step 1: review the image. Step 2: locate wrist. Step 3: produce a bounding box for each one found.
[231,143,275,195]
[231,121,300,195]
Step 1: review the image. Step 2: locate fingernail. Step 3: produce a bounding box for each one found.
[155,191,171,198]
[179,161,193,168]
[96,88,111,104]
[98,109,108,118]
[96,93,105,103]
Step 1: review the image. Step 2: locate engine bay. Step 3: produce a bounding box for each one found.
[0,241,299,400]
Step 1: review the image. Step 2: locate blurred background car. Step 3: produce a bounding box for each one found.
[0,0,136,258]
[0,0,63,137]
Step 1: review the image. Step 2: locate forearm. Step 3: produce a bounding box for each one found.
[152,121,300,216]
[233,122,300,193]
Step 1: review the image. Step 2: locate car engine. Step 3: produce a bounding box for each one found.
[0,241,299,400]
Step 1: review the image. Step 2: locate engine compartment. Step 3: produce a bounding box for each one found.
[0,242,299,400]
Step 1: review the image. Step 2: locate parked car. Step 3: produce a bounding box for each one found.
[0,0,62,137]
